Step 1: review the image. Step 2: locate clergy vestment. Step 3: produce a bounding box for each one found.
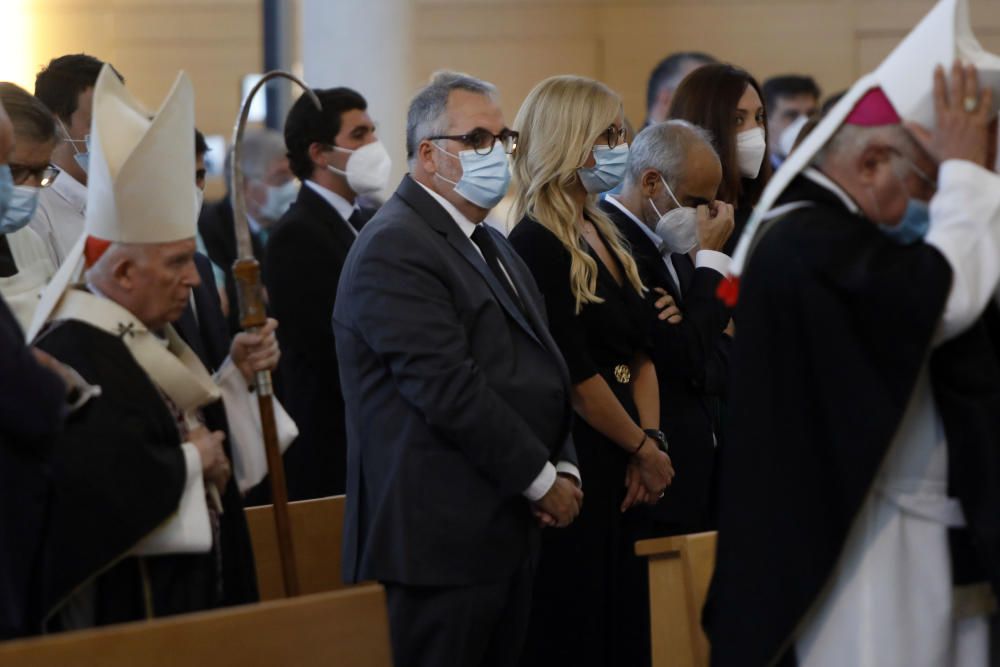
[33,289,258,629]
[705,163,1000,666]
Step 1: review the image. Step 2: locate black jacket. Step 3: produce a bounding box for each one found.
[705,175,1000,666]
[197,196,267,336]
[0,296,64,639]
[601,199,731,532]
[262,184,372,500]
[334,175,576,586]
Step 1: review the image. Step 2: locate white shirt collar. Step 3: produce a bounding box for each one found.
[803,167,861,215]
[415,180,479,239]
[304,179,358,223]
[605,194,663,251]
[51,168,87,213]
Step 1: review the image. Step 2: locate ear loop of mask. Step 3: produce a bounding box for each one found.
[648,174,683,219]
[430,142,461,187]
[57,118,87,153]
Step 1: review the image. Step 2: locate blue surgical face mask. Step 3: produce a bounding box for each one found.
[0,185,40,234]
[578,143,629,194]
[259,179,299,221]
[0,165,12,222]
[875,152,934,245]
[58,118,90,174]
[879,198,930,245]
[433,141,511,209]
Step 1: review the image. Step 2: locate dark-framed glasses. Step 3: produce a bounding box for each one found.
[9,163,60,188]
[428,127,519,155]
[602,124,627,149]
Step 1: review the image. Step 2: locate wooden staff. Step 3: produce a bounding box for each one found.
[230,71,321,598]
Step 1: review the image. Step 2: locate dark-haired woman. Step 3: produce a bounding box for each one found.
[669,64,772,254]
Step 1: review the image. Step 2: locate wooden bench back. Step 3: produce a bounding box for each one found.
[245,495,347,600]
[0,585,391,667]
[635,531,718,667]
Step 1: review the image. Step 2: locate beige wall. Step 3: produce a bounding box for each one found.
[0,0,262,198]
[411,0,1000,128]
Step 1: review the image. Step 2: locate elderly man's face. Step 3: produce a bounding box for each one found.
[125,238,200,330]
[860,139,936,228]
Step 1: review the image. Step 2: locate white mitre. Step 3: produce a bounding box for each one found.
[725,0,1000,290]
[27,65,197,340]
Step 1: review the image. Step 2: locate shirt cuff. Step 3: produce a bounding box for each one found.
[695,249,731,276]
[522,461,556,502]
[555,461,582,487]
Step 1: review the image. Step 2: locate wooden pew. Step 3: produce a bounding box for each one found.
[245,495,347,600]
[0,584,392,666]
[635,531,718,667]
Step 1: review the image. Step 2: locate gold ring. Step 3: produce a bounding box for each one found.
[964,96,979,113]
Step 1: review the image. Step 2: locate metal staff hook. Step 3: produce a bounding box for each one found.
[229,70,320,598]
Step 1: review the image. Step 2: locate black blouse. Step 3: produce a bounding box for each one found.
[509,216,649,385]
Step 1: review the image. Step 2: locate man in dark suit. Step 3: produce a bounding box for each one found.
[262,87,390,500]
[199,129,293,335]
[334,71,583,667]
[601,120,734,536]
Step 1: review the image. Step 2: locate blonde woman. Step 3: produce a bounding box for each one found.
[509,75,674,667]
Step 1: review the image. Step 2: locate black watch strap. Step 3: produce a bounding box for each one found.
[643,428,668,453]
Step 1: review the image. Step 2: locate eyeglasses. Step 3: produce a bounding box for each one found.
[9,163,60,188]
[602,125,628,149]
[427,127,519,155]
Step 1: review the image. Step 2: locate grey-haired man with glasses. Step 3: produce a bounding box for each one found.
[334,70,582,667]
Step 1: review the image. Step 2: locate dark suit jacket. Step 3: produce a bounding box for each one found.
[334,175,576,587]
[601,199,731,532]
[175,253,232,373]
[0,296,63,638]
[197,196,266,336]
[262,184,372,500]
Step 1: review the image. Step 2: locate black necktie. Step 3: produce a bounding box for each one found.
[470,225,522,311]
[348,209,365,233]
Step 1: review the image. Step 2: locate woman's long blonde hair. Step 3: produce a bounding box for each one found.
[509,75,644,313]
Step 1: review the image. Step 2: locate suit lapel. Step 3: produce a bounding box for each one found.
[603,201,682,301]
[298,186,358,252]
[174,302,207,365]
[397,176,543,347]
[493,238,572,386]
[672,253,695,300]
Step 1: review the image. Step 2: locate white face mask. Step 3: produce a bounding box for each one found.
[328,141,393,195]
[648,175,699,255]
[258,179,299,221]
[194,186,205,219]
[777,114,810,159]
[736,127,767,179]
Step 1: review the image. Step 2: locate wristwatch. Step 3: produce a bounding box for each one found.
[643,429,668,454]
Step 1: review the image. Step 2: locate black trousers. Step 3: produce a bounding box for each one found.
[383,555,533,667]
